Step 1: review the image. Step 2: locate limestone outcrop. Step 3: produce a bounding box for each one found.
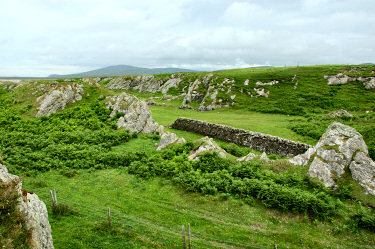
[324,73,375,90]
[157,131,186,150]
[159,78,182,94]
[106,92,161,133]
[198,77,235,111]
[252,88,269,98]
[181,79,205,106]
[0,164,54,249]
[256,80,279,86]
[36,84,84,117]
[237,152,271,163]
[363,77,375,90]
[188,136,227,161]
[328,109,353,118]
[290,122,375,195]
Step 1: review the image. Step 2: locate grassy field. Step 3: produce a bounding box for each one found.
[149,105,317,145]
[23,168,375,249]
[2,65,375,248]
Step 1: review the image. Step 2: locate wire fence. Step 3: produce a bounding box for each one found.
[50,191,275,249]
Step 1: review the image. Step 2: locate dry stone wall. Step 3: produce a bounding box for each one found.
[171,118,311,157]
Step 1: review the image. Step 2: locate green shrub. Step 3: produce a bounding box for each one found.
[350,207,375,232]
[52,203,78,218]
[0,180,32,248]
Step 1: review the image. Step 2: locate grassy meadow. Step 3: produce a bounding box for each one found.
[1,65,375,248]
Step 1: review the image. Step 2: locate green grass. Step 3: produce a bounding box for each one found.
[22,169,375,249]
[149,105,317,144]
[2,64,375,248]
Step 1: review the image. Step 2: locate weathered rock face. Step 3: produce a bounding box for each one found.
[324,73,375,90]
[106,92,161,133]
[188,136,227,161]
[159,78,182,94]
[172,118,310,157]
[328,109,353,118]
[364,77,375,90]
[290,122,375,195]
[325,73,356,85]
[198,77,235,111]
[106,75,162,93]
[181,79,205,106]
[256,80,279,86]
[157,131,186,151]
[0,164,54,249]
[36,84,84,117]
[237,152,271,163]
[253,88,269,98]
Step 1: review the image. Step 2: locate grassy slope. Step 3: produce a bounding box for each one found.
[23,168,375,249]
[149,105,316,144]
[2,65,375,248]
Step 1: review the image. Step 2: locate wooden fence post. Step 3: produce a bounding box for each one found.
[107,208,111,228]
[182,225,186,249]
[49,190,55,207]
[53,189,57,206]
[188,223,191,249]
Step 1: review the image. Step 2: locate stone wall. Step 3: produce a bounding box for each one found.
[171,118,311,157]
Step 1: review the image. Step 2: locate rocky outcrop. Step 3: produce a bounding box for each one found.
[36,84,84,117]
[290,122,375,195]
[328,109,353,118]
[0,164,54,249]
[157,131,186,150]
[106,75,162,93]
[237,152,271,163]
[82,77,101,86]
[198,77,235,111]
[106,92,161,133]
[188,136,227,161]
[172,118,310,157]
[252,88,269,98]
[324,73,356,85]
[324,73,375,90]
[159,78,182,94]
[363,77,375,90]
[256,80,279,86]
[181,79,205,106]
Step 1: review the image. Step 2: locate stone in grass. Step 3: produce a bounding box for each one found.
[290,122,375,196]
[188,136,227,161]
[237,152,271,163]
[106,92,161,134]
[157,131,186,151]
[0,164,54,249]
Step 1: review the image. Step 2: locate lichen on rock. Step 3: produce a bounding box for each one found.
[290,122,375,195]
[106,92,162,133]
[0,164,54,249]
[157,131,186,151]
[36,83,84,117]
[188,136,227,161]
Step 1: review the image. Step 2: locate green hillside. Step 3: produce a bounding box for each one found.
[49,65,197,78]
[1,65,375,248]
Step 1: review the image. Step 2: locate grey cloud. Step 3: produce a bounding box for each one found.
[0,0,374,76]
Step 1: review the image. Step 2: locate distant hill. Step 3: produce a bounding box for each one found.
[49,65,197,78]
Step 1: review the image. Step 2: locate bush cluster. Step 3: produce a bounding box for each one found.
[127,146,337,219]
[0,102,134,175]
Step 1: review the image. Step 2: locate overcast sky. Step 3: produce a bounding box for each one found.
[0,0,374,76]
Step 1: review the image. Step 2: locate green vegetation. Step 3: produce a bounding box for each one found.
[0,180,32,248]
[22,169,375,248]
[1,65,375,248]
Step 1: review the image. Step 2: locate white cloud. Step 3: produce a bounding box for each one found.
[0,0,374,76]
